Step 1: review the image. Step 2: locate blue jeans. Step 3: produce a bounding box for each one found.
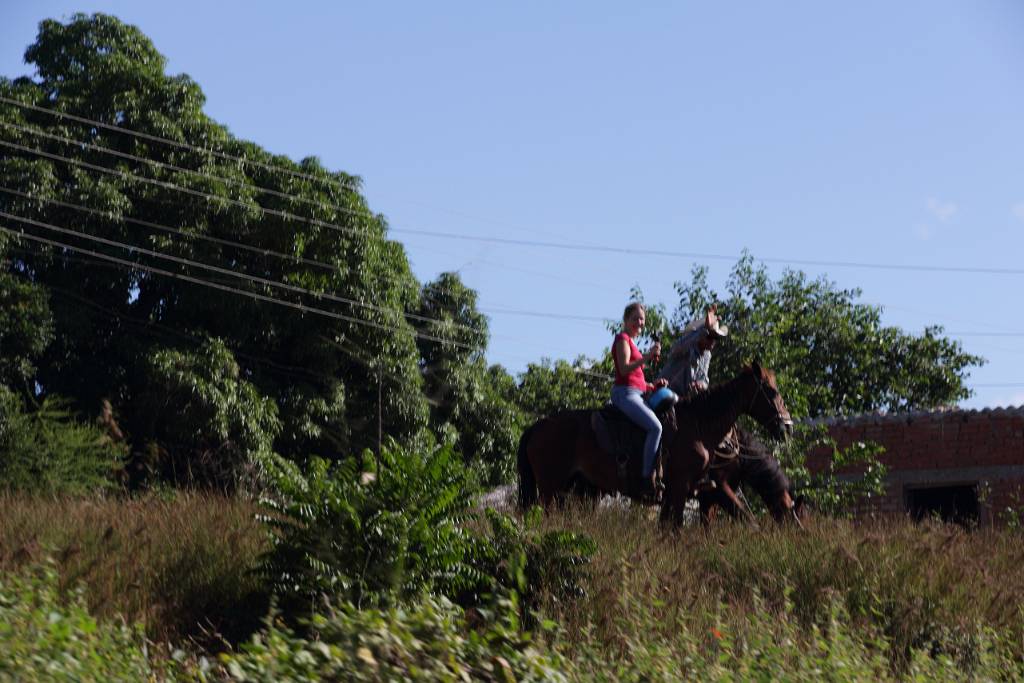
[610,385,662,478]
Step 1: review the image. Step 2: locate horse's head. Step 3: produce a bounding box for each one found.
[769,489,808,528]
[742,361,793,441]
[734,429,805,528]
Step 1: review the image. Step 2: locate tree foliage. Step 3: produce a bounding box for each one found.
[0,13,989,497]
[129,338,281,489]
[416,272,523,483]
[0,272,52,393]
[657,253,983,418]
[0,386,125,494]
[0,13,432,482]
[515,357,608,421]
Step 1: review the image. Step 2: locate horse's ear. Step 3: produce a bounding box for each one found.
[751,359,763,377]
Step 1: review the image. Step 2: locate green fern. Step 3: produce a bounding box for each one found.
[0,388,125,494]
[256,439,480,613]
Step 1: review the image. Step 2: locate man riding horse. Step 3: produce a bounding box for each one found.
[658,305,728,397]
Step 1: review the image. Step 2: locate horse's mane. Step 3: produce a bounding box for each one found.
[673,369,751,419]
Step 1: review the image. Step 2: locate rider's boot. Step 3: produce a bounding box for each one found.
[636,471,662,503]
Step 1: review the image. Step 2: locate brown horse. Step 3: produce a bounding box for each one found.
[699,427,806,527]
[517,362,793,525]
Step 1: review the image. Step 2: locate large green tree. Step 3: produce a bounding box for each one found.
[0,13,433,480]
[415,272,523,483]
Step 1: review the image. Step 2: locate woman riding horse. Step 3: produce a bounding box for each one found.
[518,362,793,525]
[610,302,668,498]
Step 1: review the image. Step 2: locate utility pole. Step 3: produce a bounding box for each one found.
[376,368,382,473]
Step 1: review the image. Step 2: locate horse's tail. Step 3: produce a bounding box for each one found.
[517,421,540,510]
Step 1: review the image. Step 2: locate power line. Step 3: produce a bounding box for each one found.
[0,209,486,342]
[0,185,339,272]
[0,94,359,192]
[0,201,596,351]
[0,119,366,221]
[385,227,1024,276]
[1,95,613,259]
[0,120,624,309]
[0,224,466,347]
[39,280,345,386]
[948,332,1024,338]
[1,186,617,327]
[1,224,614,379]
[16,168,1009,335]
[7,243,1012,389]
[0,137,376,241]
[4,133,1024,277]
[3,243,431,391]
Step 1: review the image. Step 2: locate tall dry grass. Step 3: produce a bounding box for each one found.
[0,492,267,645]
[1,491,1021,677]
[534,504,1024,673]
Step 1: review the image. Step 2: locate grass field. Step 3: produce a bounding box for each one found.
[1,494,1022,680]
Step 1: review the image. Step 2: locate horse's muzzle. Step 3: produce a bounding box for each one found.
[773,418,793,441]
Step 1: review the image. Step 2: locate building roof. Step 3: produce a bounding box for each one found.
[803,404,1024,427]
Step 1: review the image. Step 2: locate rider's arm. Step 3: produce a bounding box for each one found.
[613,336,641,374]
[669,327,704,359]
[672,306,718,359]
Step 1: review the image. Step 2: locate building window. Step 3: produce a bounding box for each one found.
[904,484,979,525]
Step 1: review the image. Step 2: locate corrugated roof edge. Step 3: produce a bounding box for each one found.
[801,404,1024,427]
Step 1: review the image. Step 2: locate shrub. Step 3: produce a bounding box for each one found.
[257,438,479,612]
[463,508,597,629]
[776,422,887,516]
[130,338,281,490]
[0,387,125,494]
[219,595,567,682]
[0,563,171,681]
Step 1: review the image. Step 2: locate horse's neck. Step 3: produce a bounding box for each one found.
[695,376,753,446]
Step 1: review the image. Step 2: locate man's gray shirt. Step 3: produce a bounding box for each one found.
[657,326,711,396]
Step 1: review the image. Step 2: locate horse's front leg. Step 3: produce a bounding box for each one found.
[719,480,758,526]
[661,441,710,527]
[698,491,718,527]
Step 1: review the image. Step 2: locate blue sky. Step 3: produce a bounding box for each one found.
[2,1,1022,409]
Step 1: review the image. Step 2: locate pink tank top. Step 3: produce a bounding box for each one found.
[613,332,648,391]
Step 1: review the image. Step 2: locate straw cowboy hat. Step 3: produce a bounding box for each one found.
[707,318,729,339]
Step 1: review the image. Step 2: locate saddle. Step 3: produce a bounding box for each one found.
[713,427,741,460]
[590,393,678,497]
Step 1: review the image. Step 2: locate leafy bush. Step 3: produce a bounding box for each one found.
[257,438,479,612]
[220,595,567,682]
[0,387,125,494]
[0,563,171,681]
[998,485,1024,530]
[776,422,887,516]
[131,338,281,490]
[0,272,53,389]
[463,508,597,629]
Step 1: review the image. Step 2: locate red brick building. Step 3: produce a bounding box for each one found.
[805,405,1024,524]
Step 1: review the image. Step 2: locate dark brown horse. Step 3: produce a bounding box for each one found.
[699,427,806,527]
[517,362,793,525]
